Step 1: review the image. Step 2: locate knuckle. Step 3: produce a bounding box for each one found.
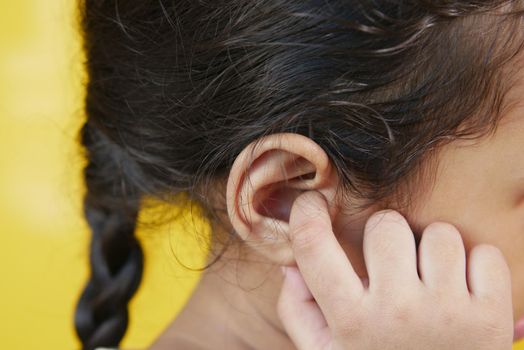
[333,324,363,340]
[376,292,418,325]
[332,312,365,338]
[330,298,368,337]
[438,308,455,325]
[436,305,463,327]
[474,309,513,343]
[389,300,417,324]
[480,308,508,328]
[482,319,511,337]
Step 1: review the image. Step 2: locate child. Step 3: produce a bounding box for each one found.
[75,0,524,349]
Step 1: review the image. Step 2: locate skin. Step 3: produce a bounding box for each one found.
[149,64,524,350]
[277,193,513,349]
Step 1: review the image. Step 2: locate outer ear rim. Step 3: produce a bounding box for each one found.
[225,132,336,241]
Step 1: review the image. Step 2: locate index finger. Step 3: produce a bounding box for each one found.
[288,191,365,322]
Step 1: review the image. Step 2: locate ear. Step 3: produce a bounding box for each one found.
[226,133,341,265]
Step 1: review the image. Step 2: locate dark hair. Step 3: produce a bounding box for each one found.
[74,1,524,349]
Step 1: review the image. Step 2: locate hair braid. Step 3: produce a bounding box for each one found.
[74,121,144,350]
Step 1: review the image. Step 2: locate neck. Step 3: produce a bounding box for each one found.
[149,203,377,350]
[148,237,294,349]
[201,245,294,349]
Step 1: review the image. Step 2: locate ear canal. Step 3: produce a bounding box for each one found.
[253,184,301,223]
[251,155,320,223]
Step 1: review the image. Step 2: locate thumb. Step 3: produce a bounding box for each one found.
[277,266,331,350]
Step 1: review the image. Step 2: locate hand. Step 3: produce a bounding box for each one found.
[277,191,514,350]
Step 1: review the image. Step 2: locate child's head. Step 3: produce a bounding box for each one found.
[75,1,524,349]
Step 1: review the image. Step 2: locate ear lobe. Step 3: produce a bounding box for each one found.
[226,133,340,263]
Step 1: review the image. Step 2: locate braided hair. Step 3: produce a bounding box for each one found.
[74,0,524,348]
[74,122,144,349]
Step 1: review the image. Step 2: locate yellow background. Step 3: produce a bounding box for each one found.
[1,0,524,349]
[0,0,209,349]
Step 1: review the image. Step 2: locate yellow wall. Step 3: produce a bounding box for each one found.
[0,0,209,349]
[1,0,524,349]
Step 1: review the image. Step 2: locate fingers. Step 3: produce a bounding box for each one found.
[467,244,512,306]
[418,222,469,295]
[277,266,330,350]
[288,191,364,321]
[363,210,419,293]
